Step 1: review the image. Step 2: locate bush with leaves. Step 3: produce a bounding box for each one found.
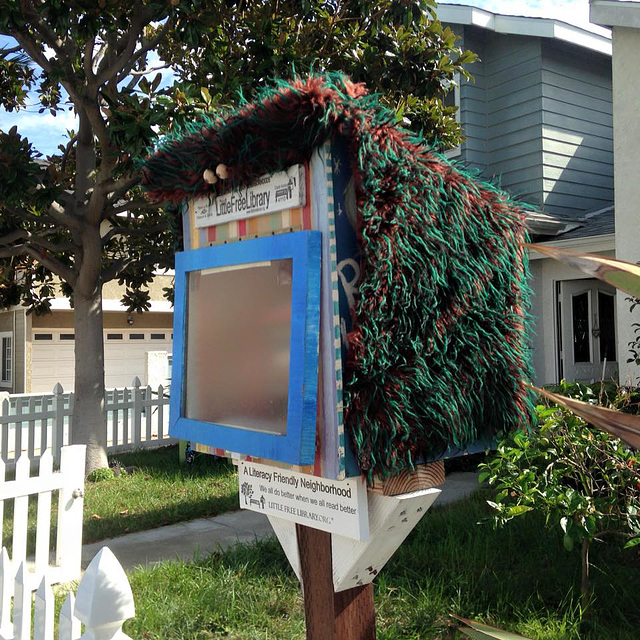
[479,382,640,612]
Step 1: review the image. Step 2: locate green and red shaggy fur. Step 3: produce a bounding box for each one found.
[142,73,534,480]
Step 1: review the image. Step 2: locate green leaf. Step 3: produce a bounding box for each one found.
[532,385,640,449]
[563,532,574,552]
[624,537,640,549]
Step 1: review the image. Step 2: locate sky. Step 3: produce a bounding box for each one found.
[0,0,609,157]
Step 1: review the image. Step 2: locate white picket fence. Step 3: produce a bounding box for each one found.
[0,446,85,587]
[0,378,174,466]
[0,546,135,640]
[0,444,136,638]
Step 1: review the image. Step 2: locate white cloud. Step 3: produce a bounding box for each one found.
[0,107,77,155]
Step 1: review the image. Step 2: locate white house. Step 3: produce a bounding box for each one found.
[590,0,640,386]
[0,275,173,394]
[2,4,636,394]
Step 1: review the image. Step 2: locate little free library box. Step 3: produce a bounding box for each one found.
[142,73,533,534]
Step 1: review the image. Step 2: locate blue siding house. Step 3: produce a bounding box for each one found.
[439,5,617,386]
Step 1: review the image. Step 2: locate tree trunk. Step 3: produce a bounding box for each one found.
[580,538,591,614]
[72,287,108,474]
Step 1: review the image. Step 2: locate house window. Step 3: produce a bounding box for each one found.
[150,333,166,340]
[598,292,616,361]
[129,333,145,340]
[0,332,12,387]
[106,333,123,340]
[572,292,591,363]
[33,333,53,341]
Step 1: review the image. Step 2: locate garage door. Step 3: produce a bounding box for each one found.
[31,329,173,392]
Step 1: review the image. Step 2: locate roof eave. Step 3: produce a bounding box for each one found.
[438,4,612,55]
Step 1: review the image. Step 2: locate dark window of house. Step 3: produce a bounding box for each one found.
[150,333,165,340]
[572,292,591,363]
[60,333,75,340]
[34,334,53,341]
[598,292,616,361]
[129,333,145,340]
[107,333,123,340]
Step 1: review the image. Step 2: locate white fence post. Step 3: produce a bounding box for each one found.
[56,445,86,584]
[132,377,142,447]
[52,383,65,462]
[34,575,54,640]
[59,593,80,640]
[75,548,135,640]
[13,563,30,640]
[0,546,134,640]
[35,451,54,575]
[11,455,30,572]
[0,548,12,638]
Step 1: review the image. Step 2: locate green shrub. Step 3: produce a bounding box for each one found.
[479,381,640,611]
[87,467,116,482]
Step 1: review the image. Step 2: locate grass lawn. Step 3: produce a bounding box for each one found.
[83,446,239,543]
[2,446,239,550]
[119,491,639,640]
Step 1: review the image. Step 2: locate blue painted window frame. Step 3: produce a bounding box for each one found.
[170,230,322,465]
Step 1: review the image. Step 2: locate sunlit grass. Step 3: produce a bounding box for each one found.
[108,490,639,639]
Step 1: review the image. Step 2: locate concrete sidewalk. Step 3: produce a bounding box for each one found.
[81,471,480,573]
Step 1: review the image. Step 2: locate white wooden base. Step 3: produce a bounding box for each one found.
[267,486,441,592]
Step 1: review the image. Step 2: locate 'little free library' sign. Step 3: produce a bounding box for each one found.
[194,164,306,229]
[239,461,369,541]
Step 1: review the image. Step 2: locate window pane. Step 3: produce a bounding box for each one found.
[1,337,11,382]
[107,333,123,340]
[129,333,145,340]
[34,334,53,341]
[598,292,616,361]
[185,259,292,435]
[572,292,591,363]
[60,333,75,340]
[150,333,166,340]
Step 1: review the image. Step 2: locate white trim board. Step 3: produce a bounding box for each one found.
[439,4,611,55]
[591,1,640,29]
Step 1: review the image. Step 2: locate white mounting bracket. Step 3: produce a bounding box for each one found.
[268,486,441,592]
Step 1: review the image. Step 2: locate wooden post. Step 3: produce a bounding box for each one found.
[297,524,376,640]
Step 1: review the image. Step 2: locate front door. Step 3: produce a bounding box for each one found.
[560,279,618,383]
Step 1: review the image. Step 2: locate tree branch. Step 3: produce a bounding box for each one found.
[114,21,173,83]
[101,220,168,245]
[0,228,75,253]
[105,199,159,217]
[95,2,157,86]
[103,176,141,205]
[101,251,165,284]
[48,201,82,231]
[0,243,76,285]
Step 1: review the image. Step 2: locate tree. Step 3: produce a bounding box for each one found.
[0,0,474,473]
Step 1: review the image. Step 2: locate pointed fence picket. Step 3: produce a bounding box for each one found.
[0,446,85,586]
[0,380,173,467]
[0,547,135,640]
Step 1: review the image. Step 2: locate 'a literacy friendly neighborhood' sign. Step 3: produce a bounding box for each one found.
[193,165,306,229]
[238,461,369,541]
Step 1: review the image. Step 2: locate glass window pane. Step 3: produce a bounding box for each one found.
[1,337,10,382]
[185,259,292,435]
[572,292,591,363]
[598,292,616,361]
